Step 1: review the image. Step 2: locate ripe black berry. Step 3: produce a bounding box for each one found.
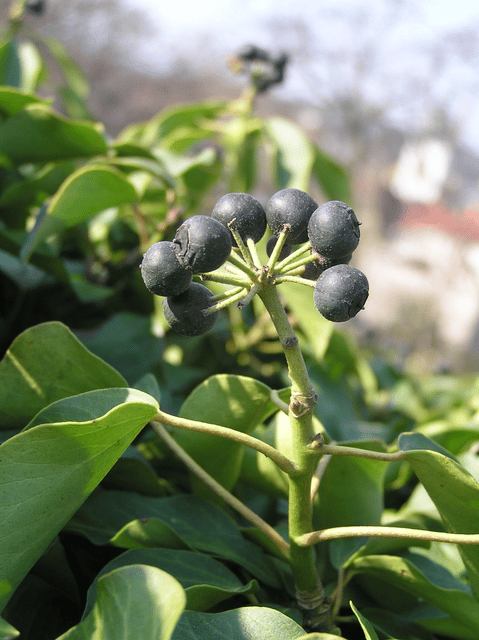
[265,188,318,244]
[173,215,232,274]
[313,264,369,322]
[140,241,191,297]
[163,282,218,336]
[308,201,360,259]
[211,193,267,245]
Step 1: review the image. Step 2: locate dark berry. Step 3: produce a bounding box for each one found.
[26,0,45,15]
[265,188,318,244]
[141,241,191,297]
[313,264,369,322]
[266,235,292,260]
[308,201,360,259]
[173,215,231,274]
[211,193,267,245]
[163,282,218,336]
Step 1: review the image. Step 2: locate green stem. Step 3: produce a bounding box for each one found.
[296,526,479,547]
[152,408,297,474]
[259,285,331,631]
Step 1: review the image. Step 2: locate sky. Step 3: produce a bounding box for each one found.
[121,0,479,151]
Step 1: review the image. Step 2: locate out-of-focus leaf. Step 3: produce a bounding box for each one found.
[0,321,126,429]
[0,104,107,164]
[21,165,138,258]
[312,144,351,202]
[264,116,315,190]
[350,602,380,640]
[0,616,19,639]
[0,40,21,88]
[0,87,49,118]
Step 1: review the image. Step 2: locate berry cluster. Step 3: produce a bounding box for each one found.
[140,189,369,335]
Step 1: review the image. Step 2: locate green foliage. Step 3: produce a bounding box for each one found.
[2,14,479,640]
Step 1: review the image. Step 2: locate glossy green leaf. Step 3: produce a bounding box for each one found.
[68,490,282,588]
[399,433,479,599]
[174,374,274,491]
[350,602,380,640]
[0,388,159,612]
[21,164,138,258]
[171,607,306,640]
[0,104,107,164]
[264,116,315,190]
[0,321,126,429]
[312,144,351,202]
[314,440,388,530]
[58,565,185,640]
[349,554,479,633]
[91,548,257,612]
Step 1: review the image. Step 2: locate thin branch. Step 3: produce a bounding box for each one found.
[153,422,290,559]
[270,389,290,414]
[246,237,263,270]
[309,438,406,462]
[152,410,297,475]
[275,241,312,271]
[296,526,479,547]
[275,275,316,287]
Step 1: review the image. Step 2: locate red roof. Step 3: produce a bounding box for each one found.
[401,204,479,242]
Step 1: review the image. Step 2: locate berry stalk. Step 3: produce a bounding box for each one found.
[258,284,332,631]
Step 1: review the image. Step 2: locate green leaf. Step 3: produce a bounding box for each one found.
[0,87,49,118]
[15,41,44,93]
[0,616,19,639]
[171,607,306,639]
[75,313,163,384]
[0,104,107,164]
[399,433,479,599]
[350,602,380,640]
[0,40,20,88]
[0,388,159,613]
[174,374,274,492]
[57,565,185,640]
[41,37,90,100]
[314,440,388,530]
[117,101,226,148]
[349,554,479,633]
[0,321,126,429]
[312,144,351,202]
[68,490,282,588]
[21,164,138,258]
[264,116,315,190]
[102,447,170,496]
[90,548,257,612]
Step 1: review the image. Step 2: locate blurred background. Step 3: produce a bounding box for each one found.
[4,0,479,373]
